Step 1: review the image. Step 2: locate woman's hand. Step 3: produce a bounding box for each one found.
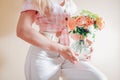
[58,45,79,64]
[84,47,93,61]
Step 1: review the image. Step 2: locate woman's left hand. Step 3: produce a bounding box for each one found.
[84,47,93,61]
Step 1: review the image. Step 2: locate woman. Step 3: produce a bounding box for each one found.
[16,0,107,80]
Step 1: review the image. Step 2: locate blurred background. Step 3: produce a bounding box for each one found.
[0,0,120,80]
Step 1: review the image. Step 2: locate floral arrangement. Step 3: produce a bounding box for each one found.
[67,10,105,59]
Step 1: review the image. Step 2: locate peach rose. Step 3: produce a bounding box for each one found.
[75,16,94,28]
[67,18,76,30]
[96,17,105,30]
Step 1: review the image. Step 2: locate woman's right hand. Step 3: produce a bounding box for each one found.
[58,45,79,64]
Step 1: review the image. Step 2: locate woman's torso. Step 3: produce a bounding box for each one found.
[34,0,73,45]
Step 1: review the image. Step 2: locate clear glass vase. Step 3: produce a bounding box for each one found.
[69,34,91,60]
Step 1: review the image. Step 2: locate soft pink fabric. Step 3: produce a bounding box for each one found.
[22,0,38,12]
[21,0,70,46]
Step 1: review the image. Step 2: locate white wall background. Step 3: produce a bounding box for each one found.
[0,0,120,80]
[74,0,120,80]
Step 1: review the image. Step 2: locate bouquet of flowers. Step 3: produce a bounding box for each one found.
[67,10,105,60]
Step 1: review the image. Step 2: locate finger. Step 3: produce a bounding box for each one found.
[75,53,79,56]
[71,50,79,56]
[71,54,79,63]
[67,56,75,64]
[67,53,78,64]
[84,55,91,61]
[90,47,93,53]
[71,52,79,60]
[69,58,78,64]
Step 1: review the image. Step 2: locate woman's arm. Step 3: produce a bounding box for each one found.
[17,10,59,52]
[16,10,79,63]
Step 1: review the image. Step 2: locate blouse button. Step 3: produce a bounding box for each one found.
[65,17,68,21]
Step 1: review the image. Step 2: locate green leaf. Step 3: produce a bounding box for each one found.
[81,10,99,20]
[94,24,98,29]
[73,30,76,34]
[92,34,95,38]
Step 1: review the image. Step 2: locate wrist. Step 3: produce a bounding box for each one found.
[57,44,66,54]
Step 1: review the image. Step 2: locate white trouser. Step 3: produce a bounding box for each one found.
[25,45,107,80]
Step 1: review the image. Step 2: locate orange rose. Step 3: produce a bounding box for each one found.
[75,16,94,28]
[96,17,105,30]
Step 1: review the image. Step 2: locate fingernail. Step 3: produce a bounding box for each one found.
[76,58,79,62]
